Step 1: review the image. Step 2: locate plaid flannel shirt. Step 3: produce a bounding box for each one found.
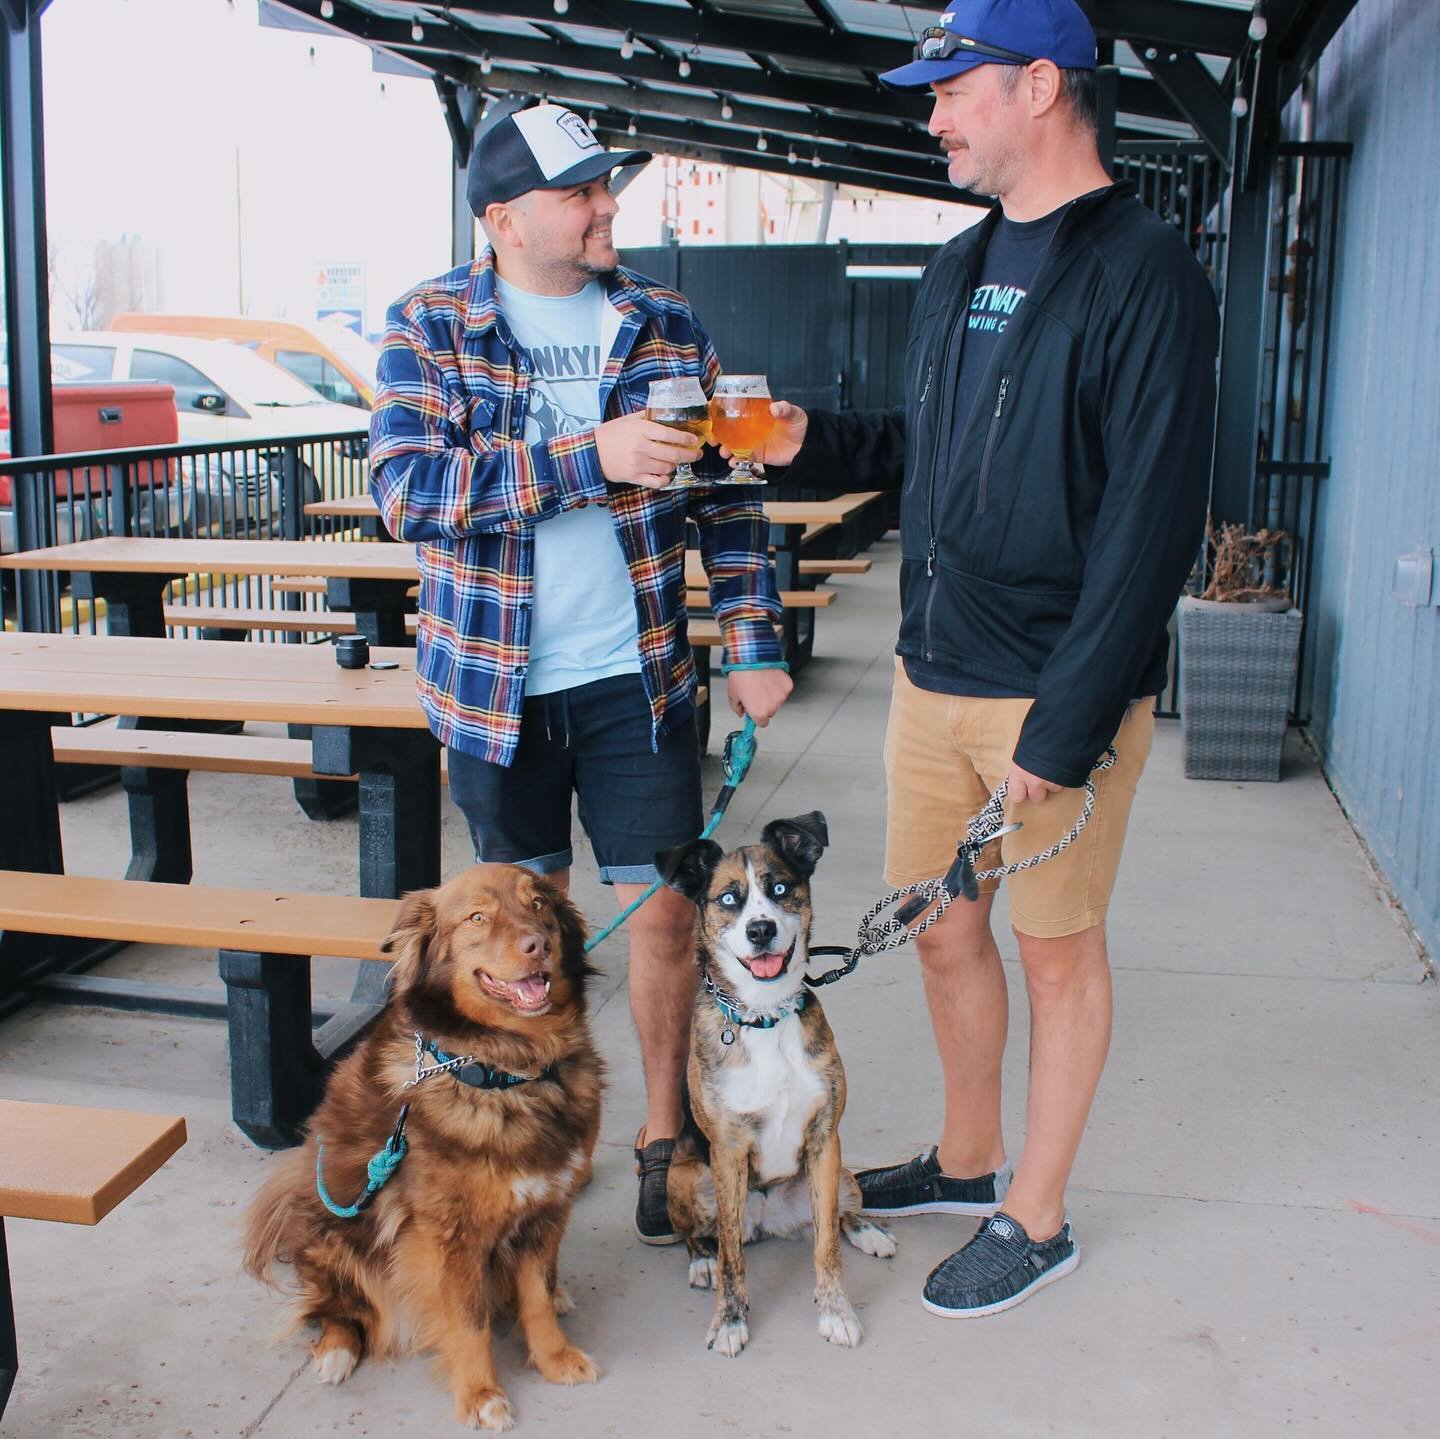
[369,250,783,765]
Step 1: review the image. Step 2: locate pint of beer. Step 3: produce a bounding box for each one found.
[709,375,774,482]
[646,377,711,485]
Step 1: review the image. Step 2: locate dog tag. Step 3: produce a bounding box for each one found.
[721,1027,736,1046]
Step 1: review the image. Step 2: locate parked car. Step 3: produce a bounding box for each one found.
[49,332,370,533]
[109,313,380,409]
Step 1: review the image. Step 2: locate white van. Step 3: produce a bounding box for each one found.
[51,332,370,531]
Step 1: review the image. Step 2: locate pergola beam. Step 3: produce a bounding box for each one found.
[1133,45,1232,165]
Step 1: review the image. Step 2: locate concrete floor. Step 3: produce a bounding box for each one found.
[2,537,1436,1438]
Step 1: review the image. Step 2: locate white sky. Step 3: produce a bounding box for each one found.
[42,0,456,337]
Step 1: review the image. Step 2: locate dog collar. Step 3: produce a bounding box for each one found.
[703,974,808,1046]
[412,1034,555,1090]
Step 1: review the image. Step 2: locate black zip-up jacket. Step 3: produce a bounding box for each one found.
[782,182,1219,786]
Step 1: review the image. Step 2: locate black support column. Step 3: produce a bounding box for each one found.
[1,1,57,632]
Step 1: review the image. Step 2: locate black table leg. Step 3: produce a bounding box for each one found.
[768,522,815,673]
[218,949,324,1149]
[324,577,414,649]
[0,1218,16,1420]
[312,725,441,1003]
[286,723,358,822]
[72,569,173,637]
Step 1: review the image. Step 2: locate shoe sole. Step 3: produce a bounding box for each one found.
[920,1249,1080,1319]
[858,1198,1003,1219]
[634,1221,681,1247]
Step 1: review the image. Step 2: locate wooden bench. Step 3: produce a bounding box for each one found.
[163,604,419,638]
[798,557,872,577]
[0,871,399,1149]
[0,1099,188,1418]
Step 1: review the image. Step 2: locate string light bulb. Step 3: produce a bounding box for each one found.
[1232,95,1249,117]
[756,134,768,152]
[411,20,423,42]
[320,0,334,17]
[554,0,569,12]
[720,98,733,120]
[1248,4,1268,42]
[627,118,638,137]
[620,31,635,60]
[678,57,691,78]
[787,147,797,165]
[480,50,492,75]
[811,151,821,169]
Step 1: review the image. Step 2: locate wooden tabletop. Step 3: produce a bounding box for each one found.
[0,633,428,728]
[0,535,418,582]
[0,1099,187,1225]
[306,492,882,526]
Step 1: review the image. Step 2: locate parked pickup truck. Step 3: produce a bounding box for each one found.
[0,380,180,556]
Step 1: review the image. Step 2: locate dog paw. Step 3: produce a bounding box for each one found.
[311,1345,359,1385]
[688,1255,717,1290]
[844,1218,898,1259]
[552,1283,576,1316]
[706,1313,750,1358]
[459,1388,514,1432]
[531,1344,600,1386]
[817,1295,863,1348]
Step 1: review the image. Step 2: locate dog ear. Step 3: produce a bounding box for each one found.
[381,886,439,995]
[539,874,599,985]
[761,811,829,878]
[656,838,724,903]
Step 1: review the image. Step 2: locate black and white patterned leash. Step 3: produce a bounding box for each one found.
[805,748,1118,988]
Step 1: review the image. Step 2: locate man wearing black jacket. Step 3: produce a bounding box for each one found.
[757,0,1219,1317]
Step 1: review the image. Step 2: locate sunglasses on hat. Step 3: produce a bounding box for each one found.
[914,26,1037,66]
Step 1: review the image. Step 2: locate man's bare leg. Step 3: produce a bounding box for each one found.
[614,880,697,1144]
[913,891,1010,1178]
[1001,922,1111,1240]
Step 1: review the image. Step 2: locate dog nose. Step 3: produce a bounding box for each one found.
[517,931,550,962]
[745,917,778,949]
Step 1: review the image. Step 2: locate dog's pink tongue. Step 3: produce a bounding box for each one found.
[511,974,549,1007]
[750,952,785,980]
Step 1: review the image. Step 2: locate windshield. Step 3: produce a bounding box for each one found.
[198,342,332,406]
[312,322,380,390]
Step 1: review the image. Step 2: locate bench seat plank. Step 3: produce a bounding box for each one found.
[0,872,398,960]
[0,1100,186,1225]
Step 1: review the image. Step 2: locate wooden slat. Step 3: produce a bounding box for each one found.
[305,493,881,526]
[0,536,418,582]
[0,1100,187,1225]
[0,870,399,960]
[685,586,836,609]
[269,577,328,595]
[798,558,871,575]
[52,726,329,778]
[0,633,426,729]
[162,605,421,636]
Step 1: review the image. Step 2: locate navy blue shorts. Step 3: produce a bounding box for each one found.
[446,673,703,886]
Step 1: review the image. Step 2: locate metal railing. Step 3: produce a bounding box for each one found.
[1,429,371,634]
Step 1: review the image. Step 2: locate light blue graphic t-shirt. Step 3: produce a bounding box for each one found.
[495,274,639,697]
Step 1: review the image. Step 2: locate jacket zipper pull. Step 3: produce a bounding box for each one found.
[919,363,932,405]
[926,539,937,576]
[993,375,1010,419]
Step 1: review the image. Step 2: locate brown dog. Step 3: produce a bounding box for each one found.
[244,864,604,1432]
[658,813,895,1358]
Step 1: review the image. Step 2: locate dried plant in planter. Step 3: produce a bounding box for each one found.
[1200,519,1292,604]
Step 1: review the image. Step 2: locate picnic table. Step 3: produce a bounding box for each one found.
[0,536,418,647]
[0,631,438,900]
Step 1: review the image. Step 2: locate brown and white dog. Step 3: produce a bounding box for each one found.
[657,812,895,1357]
[243,864,603,1432]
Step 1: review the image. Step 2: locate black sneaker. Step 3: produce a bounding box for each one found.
[634,1137,678,1245]
[922,1212,1079,1318]
[855,1146,1012,1218]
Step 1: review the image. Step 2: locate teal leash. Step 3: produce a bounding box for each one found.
[583,710,761,954]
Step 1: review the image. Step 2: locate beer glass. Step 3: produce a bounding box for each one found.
[709,375,774,483]
[645,377,711,486]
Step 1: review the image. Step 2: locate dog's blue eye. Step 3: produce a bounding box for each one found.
[718,893,738,908]
[772,882,788,897]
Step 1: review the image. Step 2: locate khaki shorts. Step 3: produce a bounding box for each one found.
[882,659,1155,938]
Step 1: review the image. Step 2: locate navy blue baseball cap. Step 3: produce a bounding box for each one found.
[880,0,1097,90]
[468,103,650,216]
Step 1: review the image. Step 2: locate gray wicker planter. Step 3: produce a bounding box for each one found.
[1178,597,1303,781]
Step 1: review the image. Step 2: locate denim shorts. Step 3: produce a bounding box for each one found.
[446,673,703,885]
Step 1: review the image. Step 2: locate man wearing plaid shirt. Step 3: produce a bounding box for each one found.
[370,104,792,1243]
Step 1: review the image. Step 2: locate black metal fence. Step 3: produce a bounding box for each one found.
[1,430,371,634]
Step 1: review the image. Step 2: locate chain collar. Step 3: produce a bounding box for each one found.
[702,973,808,1047]
[402,1031,554,1091]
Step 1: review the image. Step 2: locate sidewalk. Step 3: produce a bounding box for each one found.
[3,537,1436,1437]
